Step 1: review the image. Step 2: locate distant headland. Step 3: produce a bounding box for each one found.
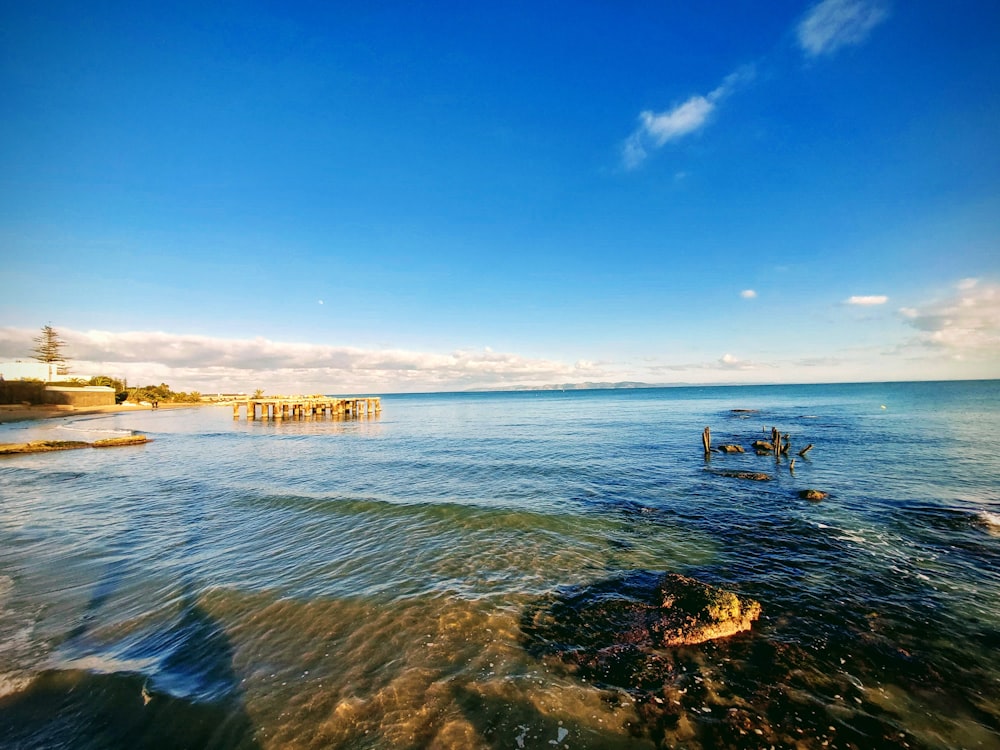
[474,381,665,392]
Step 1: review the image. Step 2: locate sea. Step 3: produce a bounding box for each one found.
[0,381,998,750]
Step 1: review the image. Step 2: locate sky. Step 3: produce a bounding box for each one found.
[1,0,998,393]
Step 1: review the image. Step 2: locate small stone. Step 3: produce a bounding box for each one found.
[717,444,745,454]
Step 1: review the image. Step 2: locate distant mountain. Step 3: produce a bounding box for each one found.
[474,381,665,392]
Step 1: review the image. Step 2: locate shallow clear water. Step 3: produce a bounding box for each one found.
[1,382,998,749]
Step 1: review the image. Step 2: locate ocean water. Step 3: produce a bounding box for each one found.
[0,381,998,749]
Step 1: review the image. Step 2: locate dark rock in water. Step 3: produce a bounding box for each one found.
[523,572,761,655]
[730,409,758,413]
[652,574,762,646]
[711,469,772,481]
[799,489,828,501]
[751,440,773,451]
[520,571,928,749]
[717,444,745,454]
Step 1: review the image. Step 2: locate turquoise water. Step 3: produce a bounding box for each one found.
[1,381,998,749]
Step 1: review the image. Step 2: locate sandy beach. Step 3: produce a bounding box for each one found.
[0,401,211,425]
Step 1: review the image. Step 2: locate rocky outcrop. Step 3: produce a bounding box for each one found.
[0,440,90,455]
[92,436,151,448]
[0,436,150,455]
[523,572,761,656]
[651,574,762,646]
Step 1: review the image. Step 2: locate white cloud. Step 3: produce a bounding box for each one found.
[900,279,1000,354]
[622,65,755,169]
[0,327,607,394]
[719,353,756,370]
[845,294,888,305]
[740,289,757,299]
[640,96,715,146]
[797,0,889,57]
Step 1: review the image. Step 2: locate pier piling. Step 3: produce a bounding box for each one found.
[234,396,381,421]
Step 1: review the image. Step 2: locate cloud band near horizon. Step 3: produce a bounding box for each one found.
[0,327,608,393]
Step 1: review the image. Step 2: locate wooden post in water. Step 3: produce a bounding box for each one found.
[702,427,711,455]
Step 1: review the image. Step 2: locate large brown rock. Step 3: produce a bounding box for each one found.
[523,572,761,655]
[652,574,762,646]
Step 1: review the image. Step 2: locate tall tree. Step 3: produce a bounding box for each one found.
[32,325,70,378]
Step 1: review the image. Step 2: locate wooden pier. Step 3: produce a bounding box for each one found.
[234,396,381,421]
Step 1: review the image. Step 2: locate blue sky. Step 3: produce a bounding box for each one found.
[1,0,998,392]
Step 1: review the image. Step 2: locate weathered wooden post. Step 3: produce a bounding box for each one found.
[702,427,711,454]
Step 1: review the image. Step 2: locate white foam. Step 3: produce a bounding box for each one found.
[57,424,133,436]
[0,673,31,698]
[978,511,1000,534]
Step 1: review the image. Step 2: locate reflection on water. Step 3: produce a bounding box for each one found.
[0,383,999,748]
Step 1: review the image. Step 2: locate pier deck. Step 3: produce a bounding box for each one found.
[234,396,380,421]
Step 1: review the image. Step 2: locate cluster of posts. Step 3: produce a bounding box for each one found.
[702,425,813,458]
[233,397,381,421]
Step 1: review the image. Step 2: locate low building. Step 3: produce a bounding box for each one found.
[43,385,115,407]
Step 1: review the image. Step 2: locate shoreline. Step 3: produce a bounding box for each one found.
[0,401,214,425]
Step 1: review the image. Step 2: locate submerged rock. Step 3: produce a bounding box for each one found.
[799,489,828,501]
[652,574,762,646]
[710,469,772,481]
[523,572,761,655]
[716,444,745,454]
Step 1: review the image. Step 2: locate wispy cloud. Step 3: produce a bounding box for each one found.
[797,0,889,57]
[622,65,755,169]
[899,279,1000,355]
[740,289,758,299]
[845,294,888,305]
[0,328,605,393]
